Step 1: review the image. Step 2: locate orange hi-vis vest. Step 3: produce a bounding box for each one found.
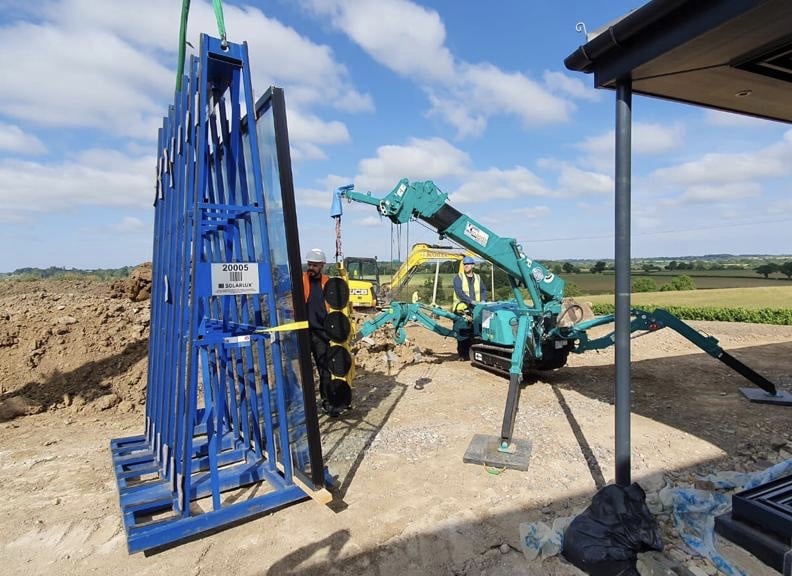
[303,272,329,304]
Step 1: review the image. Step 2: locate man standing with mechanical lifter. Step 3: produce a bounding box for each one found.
[302,248,339,417]
[453,255,487,361]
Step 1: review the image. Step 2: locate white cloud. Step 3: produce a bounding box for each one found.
[0,150,153,213]
[0,0,369,160]
[219,4,372,114]
[461,63,573,125]
[0,123,46,155]
[320,174,355,193]
[425,93,487,139]
[295,187,333,209]
[651,148,789,186]
[513,205,551,219]
[0,23,171,139]
[287,110,351,160]
[556,164,614,196]
[301,0,580,138]
[358,215,386,227]
[356,137,471,191]
[633,123,687,155]
[703,109,777,128]
[450,166,549,203]
[543,71,600,102]
[768,197,792,214]
[426,65,575,138]
[116,216,147,232]
[291,143,327,161]
[663,182,761,205]
[578,122,685,157]
[302,0,455,82]
[287,112,350,145]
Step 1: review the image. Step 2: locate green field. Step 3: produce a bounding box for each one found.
[582,286,792,310]
[387,270,792,311]
[567,270,789,295]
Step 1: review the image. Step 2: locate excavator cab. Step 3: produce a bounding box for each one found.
[343,256,381,310]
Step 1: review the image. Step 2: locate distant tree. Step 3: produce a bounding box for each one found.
[552,264,563,275]
[562,262,576,274]
[665,260,678,271]
[660,275,696,291]
[780,261,792,279]
[564,282,581,297]
[632,277,657,293]
[754,263,780,278]
[439,261,458,273]
[590,261,607,274]
[641,263,659,273]
[418,277,446,303]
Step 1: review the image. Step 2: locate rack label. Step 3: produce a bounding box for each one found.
[211,263,259,295]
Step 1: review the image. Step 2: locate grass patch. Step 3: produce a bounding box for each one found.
[581,286,792,310]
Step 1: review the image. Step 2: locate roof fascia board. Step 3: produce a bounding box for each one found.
[593,0,764,87]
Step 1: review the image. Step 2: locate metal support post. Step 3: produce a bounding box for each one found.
[614,79,632,486]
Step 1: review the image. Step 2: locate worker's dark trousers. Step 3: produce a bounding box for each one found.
[310,330,332,402]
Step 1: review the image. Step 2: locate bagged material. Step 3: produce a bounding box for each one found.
[519,515,575,562]
[562,483,663,575]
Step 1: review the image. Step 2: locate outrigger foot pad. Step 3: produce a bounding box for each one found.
[463,433,532,471]
[739,387,792,406]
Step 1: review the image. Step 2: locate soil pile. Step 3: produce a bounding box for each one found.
[0,267,151,421]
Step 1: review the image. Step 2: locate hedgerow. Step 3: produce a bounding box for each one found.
[589,304,792,326]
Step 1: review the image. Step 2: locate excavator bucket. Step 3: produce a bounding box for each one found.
[557,297,595,328]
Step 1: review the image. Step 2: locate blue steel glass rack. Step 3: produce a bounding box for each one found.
[109,34,325,554]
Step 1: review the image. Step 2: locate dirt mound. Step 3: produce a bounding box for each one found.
[0,268,151,421]
[353,331,446,374]
[110,261,152,301]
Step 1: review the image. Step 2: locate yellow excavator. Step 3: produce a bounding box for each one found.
[343,255,382,310]
[382,242,478,306]
[344,243,483,310]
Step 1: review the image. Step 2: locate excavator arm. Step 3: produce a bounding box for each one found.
[384,242,475,303]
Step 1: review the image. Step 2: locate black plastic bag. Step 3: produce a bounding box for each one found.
[561,482,663,575]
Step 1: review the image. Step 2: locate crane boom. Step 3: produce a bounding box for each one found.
[343,179,565,314]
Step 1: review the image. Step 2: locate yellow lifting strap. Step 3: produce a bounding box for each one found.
[255,320,309,334]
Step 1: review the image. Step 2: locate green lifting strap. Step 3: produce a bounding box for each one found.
[212,0,227,44]
[175,0,228,91]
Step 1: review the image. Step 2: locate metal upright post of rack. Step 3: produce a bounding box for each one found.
[109,34,326,554]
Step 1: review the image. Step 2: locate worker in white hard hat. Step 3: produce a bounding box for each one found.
[301,248,340,416]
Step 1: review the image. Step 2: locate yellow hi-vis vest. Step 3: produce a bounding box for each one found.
[453,271,482,313]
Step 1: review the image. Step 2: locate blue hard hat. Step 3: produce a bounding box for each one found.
[462,256,475,265]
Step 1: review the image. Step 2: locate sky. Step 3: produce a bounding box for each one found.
[1,0,791,272]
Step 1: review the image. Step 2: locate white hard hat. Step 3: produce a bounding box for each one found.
[305,248,326,263]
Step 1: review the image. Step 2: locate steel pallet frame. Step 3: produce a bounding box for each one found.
[110,34,323,553]
[715,473,792,572]
[732,474,792,537]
